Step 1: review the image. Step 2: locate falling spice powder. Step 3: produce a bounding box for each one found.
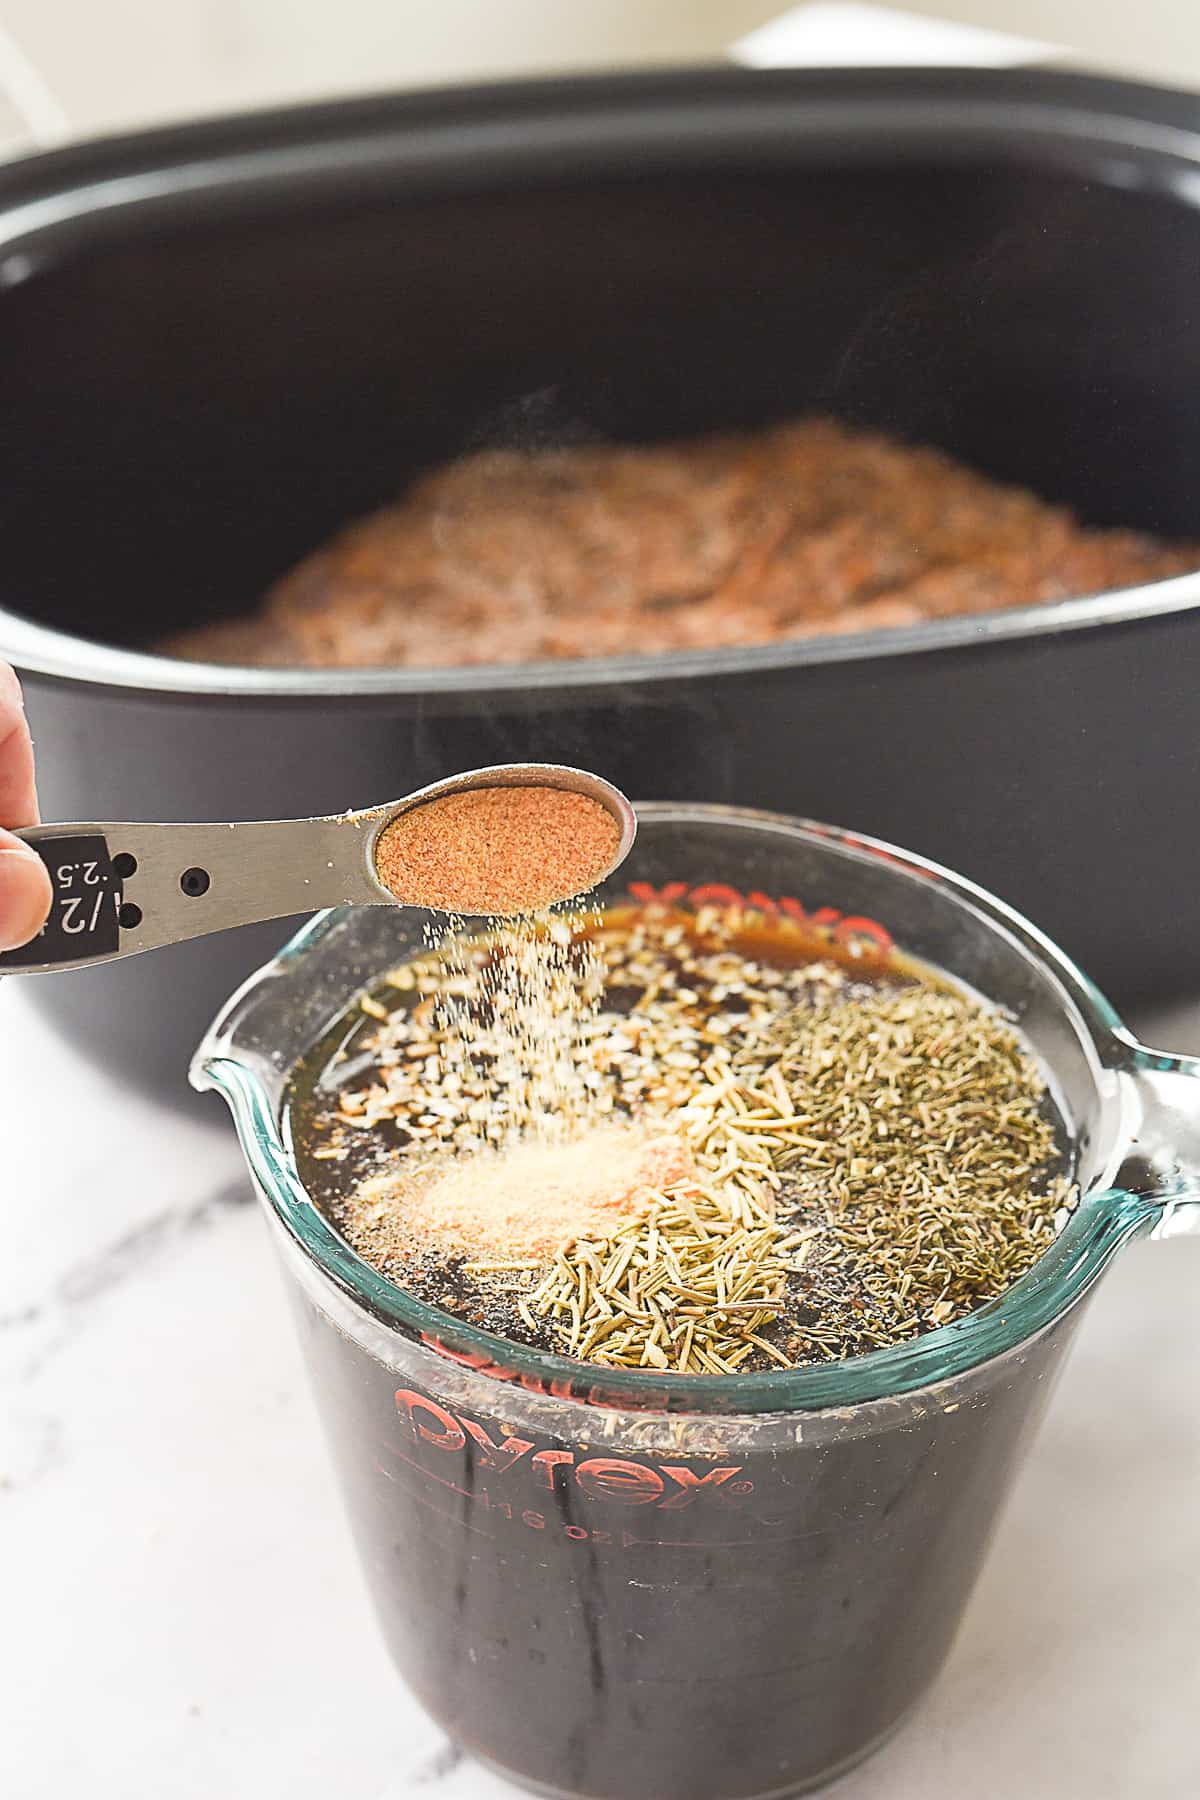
[372,784,621,915]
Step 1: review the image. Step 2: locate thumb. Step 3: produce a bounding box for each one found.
[0,830,53,952]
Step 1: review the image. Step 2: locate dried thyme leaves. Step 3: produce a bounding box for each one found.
[303,909,1074,1372]
[513,984,1073,1372]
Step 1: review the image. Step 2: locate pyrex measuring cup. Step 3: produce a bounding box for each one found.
[192,807,1200,1799]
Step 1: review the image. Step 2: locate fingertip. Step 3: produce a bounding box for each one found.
[0,840,53,951]
[0,663,40,829]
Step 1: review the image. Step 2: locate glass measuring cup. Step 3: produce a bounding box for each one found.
[192,806,1200,1799]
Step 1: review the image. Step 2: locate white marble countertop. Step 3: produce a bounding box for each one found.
[4,970,1200,1799]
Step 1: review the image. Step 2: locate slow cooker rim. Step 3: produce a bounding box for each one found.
[2,62,1200,190]
[4,573,1200,698]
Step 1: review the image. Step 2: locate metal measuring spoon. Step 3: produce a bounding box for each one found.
[0,764,636,976]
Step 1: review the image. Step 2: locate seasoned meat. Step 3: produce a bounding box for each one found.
[161,419,1198,669]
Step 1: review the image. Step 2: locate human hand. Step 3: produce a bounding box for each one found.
[1,663,53,951]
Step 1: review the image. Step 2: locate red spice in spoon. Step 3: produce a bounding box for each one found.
[373,784,621,916]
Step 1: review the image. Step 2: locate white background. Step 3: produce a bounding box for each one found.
[0,0,1197,144]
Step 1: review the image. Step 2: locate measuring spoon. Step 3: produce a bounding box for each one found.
[0,763,635,976]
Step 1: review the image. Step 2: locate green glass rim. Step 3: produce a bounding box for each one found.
[194,806,1160,1415]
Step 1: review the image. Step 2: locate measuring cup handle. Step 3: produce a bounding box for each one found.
[0,816,381,975]
[1119,1043,1200,1237]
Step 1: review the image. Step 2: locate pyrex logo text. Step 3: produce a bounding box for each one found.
[395,1389,750,1509]
[627,882,895,953]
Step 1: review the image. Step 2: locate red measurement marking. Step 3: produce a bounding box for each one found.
[619,883,895,954]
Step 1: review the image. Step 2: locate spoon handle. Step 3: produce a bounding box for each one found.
[0,815,384,975]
